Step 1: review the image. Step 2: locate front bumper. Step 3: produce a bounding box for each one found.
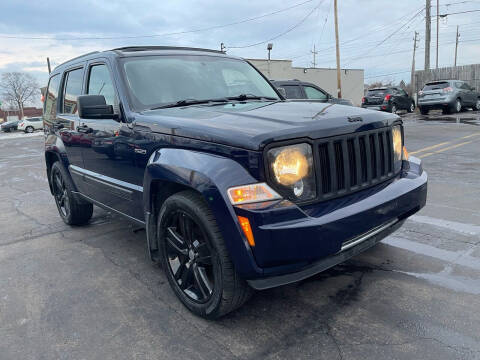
[233,156,427,287]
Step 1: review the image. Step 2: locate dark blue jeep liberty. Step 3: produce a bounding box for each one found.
[43,46,427,318]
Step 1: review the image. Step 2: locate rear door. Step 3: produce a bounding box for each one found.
[283,85,304,99]
[395,88,410,110]
[461,82,475,105]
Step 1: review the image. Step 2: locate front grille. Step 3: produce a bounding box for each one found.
[316,127,395,201]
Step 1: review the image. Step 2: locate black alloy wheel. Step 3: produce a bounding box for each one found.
[157,191,252,319]
[164,210,214,303]
[52,166,70,219]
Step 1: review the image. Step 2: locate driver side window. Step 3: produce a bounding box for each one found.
[87,64,117,107]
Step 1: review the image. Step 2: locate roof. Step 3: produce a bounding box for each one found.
[52,46,232,73]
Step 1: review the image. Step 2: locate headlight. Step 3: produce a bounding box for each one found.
[392,125,403,172]
[267,143,316,201]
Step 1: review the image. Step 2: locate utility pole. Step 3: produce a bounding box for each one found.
[220,43,226,53]
[436,0,439,68]
[334,0,342,98]
[411,32,420,98]
[311,44,318,68]
[454,26,460,66]
[425,0,431,70]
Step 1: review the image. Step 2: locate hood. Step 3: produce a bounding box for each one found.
[135,101,399,151]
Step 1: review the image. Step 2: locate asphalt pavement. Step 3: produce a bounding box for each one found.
[0,110,479,360]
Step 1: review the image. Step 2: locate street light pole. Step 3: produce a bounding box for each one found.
[267,43,273,78]
[334,0,342,98]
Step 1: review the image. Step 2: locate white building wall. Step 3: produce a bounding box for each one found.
[248,59,364,106]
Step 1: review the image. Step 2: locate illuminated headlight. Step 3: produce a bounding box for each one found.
[392,125,405,172]
[267,143,316,201]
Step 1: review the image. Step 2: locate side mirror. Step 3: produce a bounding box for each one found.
[276,87,287,98]
[77,95,117,120]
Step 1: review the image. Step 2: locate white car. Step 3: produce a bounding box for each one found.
[18,117,43,133]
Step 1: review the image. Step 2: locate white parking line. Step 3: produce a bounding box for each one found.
[408,215,480,236]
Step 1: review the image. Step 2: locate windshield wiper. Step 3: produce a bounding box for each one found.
[227,94,278,101]
[150,98,229,110]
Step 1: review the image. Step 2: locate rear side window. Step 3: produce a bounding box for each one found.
[44,74,61,123]
[423,82,449,91]
[304,86,328,100]
[63,68,84,114]
[283,85,303,99]
[87,64,117,106]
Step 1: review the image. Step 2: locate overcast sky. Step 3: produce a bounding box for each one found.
[1,0,479,94]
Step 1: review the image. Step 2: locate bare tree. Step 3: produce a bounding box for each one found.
[0,72,39,119]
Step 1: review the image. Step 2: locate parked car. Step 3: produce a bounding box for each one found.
[271,80,353,106]
[44,46,427,319]
[417,80,480,115]
[362,87,415,114]
[18,117,43,133]
[0,120,19,132]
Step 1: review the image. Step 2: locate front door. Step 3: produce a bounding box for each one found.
[77,60,145,221]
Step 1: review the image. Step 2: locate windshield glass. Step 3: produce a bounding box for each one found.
[423,82,449,91]
[121,55,279,110]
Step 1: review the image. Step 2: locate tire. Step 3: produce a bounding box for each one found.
[419,106,429,115]
[157,190,252,319]
[391,104,397,114]
[50,161,93,225]
[473,98,480,111]
[408,102,415,113]
[25,126,34,133]
[452,98,462,113]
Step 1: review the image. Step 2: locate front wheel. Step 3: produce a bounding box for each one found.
[473,98,480,111]
[419,106,429,115]
[50,162,93,225]
[157,190,252,319]
[25,126,34,133]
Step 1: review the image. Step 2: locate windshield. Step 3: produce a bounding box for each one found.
[423,82,449,91]
[121,55,280,110]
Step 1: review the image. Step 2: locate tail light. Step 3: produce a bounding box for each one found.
[19,122,24,127]
[443,87,453,93]
[384,94,392,101]
[361,97,366,104]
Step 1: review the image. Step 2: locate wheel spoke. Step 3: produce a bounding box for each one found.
[179,213,194,246]
[193,263,212,299]
[166,227,188,256]
[54,174,63,191]
[179,263,193,290]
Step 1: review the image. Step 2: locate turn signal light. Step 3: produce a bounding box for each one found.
[237,216,255,246]
[227,183,281,205]
[403,146,409,160]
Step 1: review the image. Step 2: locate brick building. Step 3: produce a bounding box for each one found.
[0,107,43,123]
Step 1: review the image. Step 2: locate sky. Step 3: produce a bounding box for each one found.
[1,0,479,104]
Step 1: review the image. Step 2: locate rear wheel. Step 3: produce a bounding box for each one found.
[408,102,415,113]
[25,126,34,133]
[157,190,252,319]
[419,106,429,115]
[473,98,480,111]
[50,162,93,225]
[452,98,462,113]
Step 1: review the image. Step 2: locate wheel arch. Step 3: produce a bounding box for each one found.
[143,148,263,278]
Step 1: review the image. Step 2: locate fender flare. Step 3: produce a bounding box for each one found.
[143,148,264,278]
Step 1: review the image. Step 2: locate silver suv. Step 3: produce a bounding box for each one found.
[418,80,480,115]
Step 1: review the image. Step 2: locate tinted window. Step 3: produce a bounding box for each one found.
[304,86,327,100]
[283,85,303,99]
[87,64,116,106]
[461,83,471,90]
[63,68,84,114]
[122,55,279,110]
[423,82,449,91]
[28,118,41,122]
[44,74,60,123]
[367,89,388,96]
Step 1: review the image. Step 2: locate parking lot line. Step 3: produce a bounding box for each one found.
[421,140,475,158]
[410,132,480,156]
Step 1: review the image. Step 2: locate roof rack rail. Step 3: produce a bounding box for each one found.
[112,46,225,54]
[55,51,100,69]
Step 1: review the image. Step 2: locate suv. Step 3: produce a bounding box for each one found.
[271,80,353,106]
[43,46,427,319]
[18,117,43,133]
[362,87,415,114]
[418,80,480,115]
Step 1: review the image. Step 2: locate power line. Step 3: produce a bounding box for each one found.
[0,0,318,41]
[228,0,324,49]
[435,9,480,16]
